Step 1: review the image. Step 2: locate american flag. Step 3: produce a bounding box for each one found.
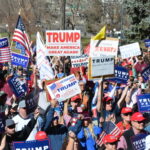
[12,15,31,57]
[0,38,11,63]
[96,121,121,147]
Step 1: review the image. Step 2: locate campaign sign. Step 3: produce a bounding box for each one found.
[90,38,119,57]
[137,94,150,112]
[141,65,150,82]
[46,30,81,56]
[71,54,89,68]
[8,76,27,97]
[26,89,39,113]
[0,113,5,133]
[11,52,29,68]
[13,139,51,150]
[144,39,150,47]
[47,74,81,102]
[108,66,129,84]
[131,133,147,150]
[0,37,9,47]
[119,42,141,59]
[91,56,114,77]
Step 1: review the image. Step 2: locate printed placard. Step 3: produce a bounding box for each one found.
[137,94,150,112]
[46,30,81,56]
[144,39,150,47]
[71,54,89,68]
[141,65,150,82]
[13,139,51,150]
[108,66,129,84]
[11,52,29,68]
[119,42,141,59]
[8,76,27,97]
[26,89,39,113]
[90,38,119,57]
[46,74,81,102]
[91,56,114,77]
[131,133,147,150]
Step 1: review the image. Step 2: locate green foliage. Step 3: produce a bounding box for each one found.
[124,0,150,43]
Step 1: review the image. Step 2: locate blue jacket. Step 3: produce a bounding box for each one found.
[77,126,102,150]
[43,107,68,150]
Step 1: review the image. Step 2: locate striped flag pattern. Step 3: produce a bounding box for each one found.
[0,38,11,63]
[96,121,121,147]
[12,15,31,57]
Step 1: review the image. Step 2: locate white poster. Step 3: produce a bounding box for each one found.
[119,42,141,59]
[91,56,114,77]
[90,38,119,57]
[46,30,81,56]
[70,54,89,68]
[46,74,81,102]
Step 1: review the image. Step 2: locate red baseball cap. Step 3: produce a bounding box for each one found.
[103,96,113,102]
[71,95,81,102]
[121,107,133,114]
[131,112,146,121]
[103,134,118,144]
[35,131,48,140]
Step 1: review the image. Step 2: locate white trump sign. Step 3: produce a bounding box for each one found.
[91,56,114,77]
[119,42,141,59]
[46,74,81,102]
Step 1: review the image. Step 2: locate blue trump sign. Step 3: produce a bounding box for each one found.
[107,66,129,84]
[11,52,29,68]
[131,133,147,150]
[13,139,51,150]
[0,37,9,48]
[8,76,27,97]
[141,65,150,82]
[137,94,150,112]
[144,39,150,47]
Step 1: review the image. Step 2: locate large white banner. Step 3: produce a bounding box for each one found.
[36,32,54,80]
[91,56,114,77]
[119,42,141,59]
[90,38,119,57]
[46,30,81,56]
[46,74,81,102]
[70,54,89,68]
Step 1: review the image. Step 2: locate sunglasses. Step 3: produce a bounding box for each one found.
[123,113,132,116]
[135,121,144,124]
[106,101,112,105]
[108,142,118,145]
[8,125,15,129]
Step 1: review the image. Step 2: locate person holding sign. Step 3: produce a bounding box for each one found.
[117,112,147,150]
[4,110,39,150]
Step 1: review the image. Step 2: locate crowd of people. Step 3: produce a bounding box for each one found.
[0,50,150,150]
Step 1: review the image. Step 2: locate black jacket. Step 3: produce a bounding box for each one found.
[4,117,37,150]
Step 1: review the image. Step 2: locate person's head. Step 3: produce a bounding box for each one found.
[35,131,48,140]
[103,134,118,150]
[70,95,81,109]
[18,100,27,118]
[103,81,109,89]
[58,66,63,73]
[17,67,23,76]
[52,116,59,126]
[121,107,133,123]
[131,112,146,132]
[5,119,16,135]
[74,71,81,81]
[79,81,85,92]
[83,116,91,127]
[0,91,7,106]
[138,56,143,64]
[103,97,113,111]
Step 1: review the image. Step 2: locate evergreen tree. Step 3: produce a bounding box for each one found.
[123,0,150,43]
